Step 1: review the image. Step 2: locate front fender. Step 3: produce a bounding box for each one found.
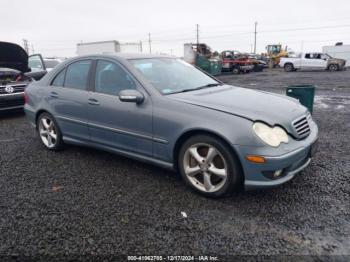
[152,98,259,163]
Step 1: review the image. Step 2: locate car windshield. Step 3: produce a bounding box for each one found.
[129,58,221,95]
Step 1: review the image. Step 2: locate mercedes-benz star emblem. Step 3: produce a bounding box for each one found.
[5,86,14,93]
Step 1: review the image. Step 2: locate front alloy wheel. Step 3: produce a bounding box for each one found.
[183,143,227,193]
[179,135,242,197]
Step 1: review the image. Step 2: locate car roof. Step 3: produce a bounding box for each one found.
[77,53,176,60]
[40,53,179,87]
[44,57,65,60]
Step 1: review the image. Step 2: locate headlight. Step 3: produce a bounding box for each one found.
[253,122,289,147]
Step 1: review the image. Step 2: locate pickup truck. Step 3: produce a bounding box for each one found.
[221,50,254,74]
[280,52,346,72]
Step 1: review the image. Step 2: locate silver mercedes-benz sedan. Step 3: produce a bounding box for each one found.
[24,54,318,197]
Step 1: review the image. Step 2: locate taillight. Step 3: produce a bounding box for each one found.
[24,90,29,104]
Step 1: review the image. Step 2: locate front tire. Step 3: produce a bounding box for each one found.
[178,135,242,198]
[37,112,64,151]
[328,64,339,72]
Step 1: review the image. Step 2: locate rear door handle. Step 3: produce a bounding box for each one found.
[50,91,59,98]
[88,98,100,105]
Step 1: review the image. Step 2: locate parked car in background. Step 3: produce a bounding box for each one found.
[43,57,66,71]
[245,53,266,72]
[280,52,346,72]
[248,53,267,67]
[0,42,46,111]
[221,50,254,74]
[29,55,65,73]
[25,54,318,197]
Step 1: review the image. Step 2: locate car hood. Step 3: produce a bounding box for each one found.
[170,85,308,132]
[0,42,30,73]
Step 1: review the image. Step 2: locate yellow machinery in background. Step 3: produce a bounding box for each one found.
[266,44,288,68]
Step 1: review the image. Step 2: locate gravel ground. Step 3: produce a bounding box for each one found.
[0,69,349,261]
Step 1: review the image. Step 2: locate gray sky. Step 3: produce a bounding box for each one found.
[2,0,350,57]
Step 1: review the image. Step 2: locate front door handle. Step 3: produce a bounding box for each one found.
[88,98,100,105]
[50,91,59,98]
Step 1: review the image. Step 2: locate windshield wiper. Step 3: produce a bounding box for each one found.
[178,83,223,93]
[197,83,223,88]
[166,83,223,95]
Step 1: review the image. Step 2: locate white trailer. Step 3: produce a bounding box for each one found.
[77,40,142,56]
[323,44,350,66]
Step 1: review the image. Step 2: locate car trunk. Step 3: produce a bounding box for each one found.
[0,42,32,85]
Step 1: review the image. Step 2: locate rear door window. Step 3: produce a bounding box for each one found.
[64,60,92,90]
[51,69,65,87]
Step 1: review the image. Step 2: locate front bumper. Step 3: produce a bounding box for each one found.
[234,121,318,190]
[0,92,25,111]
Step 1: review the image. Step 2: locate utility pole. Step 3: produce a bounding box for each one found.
[23,39,29,54]
[31,44,35,54]
[139,40,143,53]
[301,40,304,53]
[196,24,199,50]
[254,21,257,54]
[148,33,152,54]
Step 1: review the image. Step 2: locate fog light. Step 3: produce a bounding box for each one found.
[262,169,285,179]
[273,169,283,178]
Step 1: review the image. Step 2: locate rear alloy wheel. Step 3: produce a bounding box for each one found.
[37,113,64,150]
[178,135,242,197]
[328,64,339,72]
[284,63,294,72]
[232,67,240,74]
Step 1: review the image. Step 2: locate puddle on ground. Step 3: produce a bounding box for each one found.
[314,96,350,110]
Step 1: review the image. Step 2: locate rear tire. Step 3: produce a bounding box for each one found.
[178,135,242,198]
[37,112,64,151]
[284,63,294,72]
[232,67,240,74]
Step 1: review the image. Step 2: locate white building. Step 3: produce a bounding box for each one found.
[323,44,350,66]
[77,40,142,56]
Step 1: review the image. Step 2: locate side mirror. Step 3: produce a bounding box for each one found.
[119,89,144,104]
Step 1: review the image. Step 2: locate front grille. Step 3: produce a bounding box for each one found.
[292,115,311,139]
[0,97,24,108]
[0,84,26,94]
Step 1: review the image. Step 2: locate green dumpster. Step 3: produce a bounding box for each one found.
[195,54,222,76]
[286,85,315,113]
[208,60,222,76]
